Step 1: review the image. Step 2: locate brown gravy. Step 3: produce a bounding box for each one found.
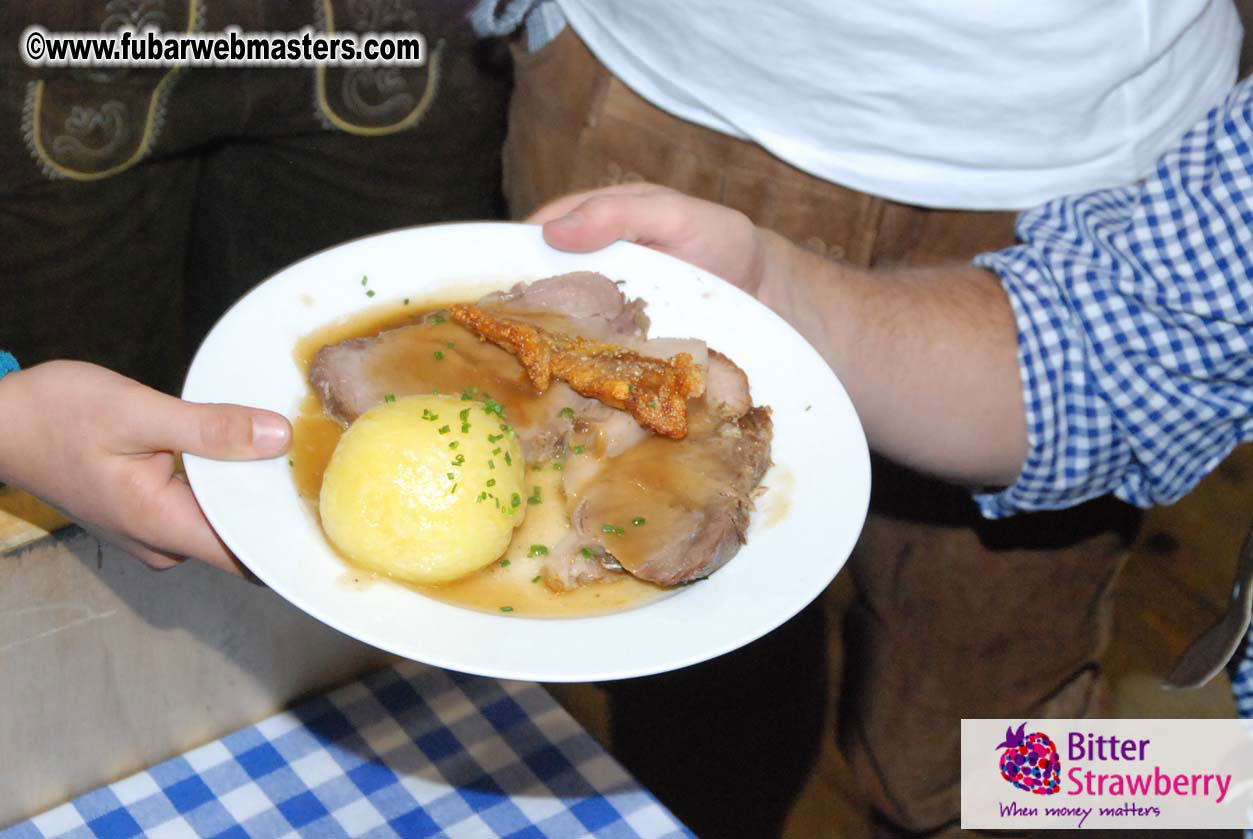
[291,300,666,617]
[563,391,764,579]
[567,426,726,573]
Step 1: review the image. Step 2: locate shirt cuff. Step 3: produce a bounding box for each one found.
[0,351,19,380]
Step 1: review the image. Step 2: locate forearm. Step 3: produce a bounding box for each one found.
[755,230,1028,487]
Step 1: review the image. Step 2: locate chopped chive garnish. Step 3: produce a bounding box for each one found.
[499,559,511,567]
[434,351,444,361]
[451,484,458,493]
[601,524,624,536]
[573,445,586,455]
[449,441,459,449]
[580,547,595,559]
[459,408,471,421]
[438,425,450,434]
[453,454,465,466]
[552,462,564,471]
[366,289,375,297]
[559,407,574,419]
[421,408,438,421]
[488,433,501,443]
[446,472,455,480]
[532,575,542,583]
[461,423,471,433]
[531,464,542,471]
[384,393,396,403]
[477,492,487,502]
[528,545,549,557]
[446,341,454,348]
[488,460,495,469]
[632,517,646,526]
[527,487,542,505]
[492,447,501,455]
[360,275,368,286]
[648,399,658,408]
[504,452,512,466]
[430,312,446,324]
[483,398,504,417]
[510,493,522,508]
[487,478,496,487]
[403,297,410,305]
[499,606,513,613]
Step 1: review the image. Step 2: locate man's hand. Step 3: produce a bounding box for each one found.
[530,183,774,295]
[0,360,292,575]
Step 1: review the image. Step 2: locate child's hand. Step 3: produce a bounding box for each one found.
[0,360,291,575]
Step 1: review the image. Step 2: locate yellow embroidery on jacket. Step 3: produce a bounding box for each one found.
[314,0,440,137]
[26,0,200,181]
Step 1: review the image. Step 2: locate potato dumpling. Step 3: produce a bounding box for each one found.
[319,395,526,584]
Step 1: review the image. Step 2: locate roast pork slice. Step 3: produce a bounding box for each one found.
[310,335,380,426]
[480,271,649,339]
[309,318,594,462]
[703,349,751,421]
[568,406,773,587]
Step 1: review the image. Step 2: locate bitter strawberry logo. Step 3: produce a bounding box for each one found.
[996,722,1061,795]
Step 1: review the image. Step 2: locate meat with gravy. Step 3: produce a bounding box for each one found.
[308,272,773,589]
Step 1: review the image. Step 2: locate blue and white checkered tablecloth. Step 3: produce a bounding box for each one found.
[0,662,695,839]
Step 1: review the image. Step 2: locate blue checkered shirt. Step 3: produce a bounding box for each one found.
[972,79,1253,519]
[971,77,1253,829]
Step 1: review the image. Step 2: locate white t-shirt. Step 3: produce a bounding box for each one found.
[554,0,1242,209]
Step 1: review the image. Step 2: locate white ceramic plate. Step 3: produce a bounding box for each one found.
[183,222,869,682]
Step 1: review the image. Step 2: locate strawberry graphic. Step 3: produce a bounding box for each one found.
[996,722,1061,795]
